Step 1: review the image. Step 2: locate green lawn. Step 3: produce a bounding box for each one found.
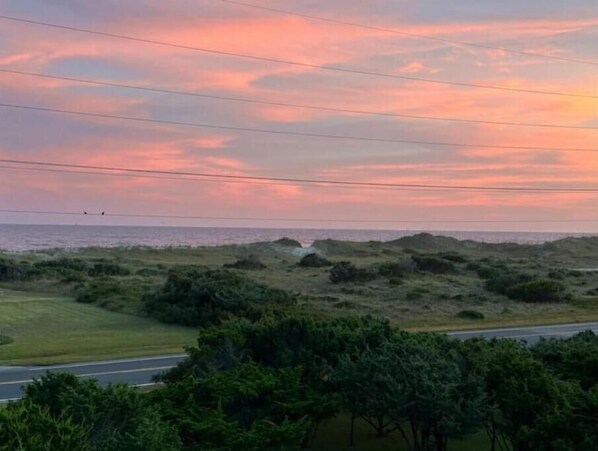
[0,290,197,365]
[311,414,490,450]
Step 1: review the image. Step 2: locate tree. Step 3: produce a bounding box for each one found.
[532,331,598,389]
[144,269,294,326]
[153,364,311,450]
[22,372,180,451]
[334,334,485,451]
[465,339,575,451]
[0,400,89,451]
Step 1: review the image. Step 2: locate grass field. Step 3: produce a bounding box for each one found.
[2,234,598,365]
[0,289,196,365]
[311,414,489,450]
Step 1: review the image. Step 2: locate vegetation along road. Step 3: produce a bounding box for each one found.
[2,322,597,403]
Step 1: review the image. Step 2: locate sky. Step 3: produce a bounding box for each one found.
[0,0,597,232]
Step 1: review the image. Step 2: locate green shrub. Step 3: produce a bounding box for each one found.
[506,279,569,303]
[0,334,14,346]
[274,237,302,247]
[88,261,131,277]
[411,255,455,274]
[475,265,502,279]
[456,310,485,320]
[144,269,295,326]
[76,278,147,311]
[298,253,332,268]
[548,270,565,280]
[485,272,534,295]
[329,261,375,284]
[377,261,408,278]
[0,258,34,281]
[439,252,468,263]
[223,255,266,270]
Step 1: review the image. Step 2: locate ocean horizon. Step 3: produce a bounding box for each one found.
[1,223,597,253]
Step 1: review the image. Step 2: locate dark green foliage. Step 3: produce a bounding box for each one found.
[144,269,295,326]
[485,271,533,295]
[412,255,455,274]
[333,334,485,450]
[20,372,180,451]
[456,310,485,320]
[586,287,598,296]
[223,255,267,270]
[0,400,90,451]
[161,316,393,384]
[532,331,598,389]
[0,334,13,346]
[329,261,375,283]
[154,364,311,450]
[461,338,592,451]
[88,262,131,277]
[377,261,408,278]
[438,252,469,263]
[0,257,130,282]
[274,237,302,247]
[298,253,332,268]
[506,279,569,303]
[76,277,147,310]
[6,315,598,451]
[0,258,34,281]
[474,265,502,279]
[135,267,161,277]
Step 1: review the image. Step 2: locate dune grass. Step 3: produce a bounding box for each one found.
[0,290,196,365]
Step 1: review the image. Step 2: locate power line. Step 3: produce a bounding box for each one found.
[1,102,597,153]
[220,0,598,67]
[2,208,598,224]
[0,14,596,99]
[3,68,596,131]
[3,158,598,193]
[0,164,417,193]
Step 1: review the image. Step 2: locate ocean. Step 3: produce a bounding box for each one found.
[1,224,596,253]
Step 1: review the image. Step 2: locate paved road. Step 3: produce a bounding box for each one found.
[447,321,598,343]
[0,354,186,402]
[2,322,597,402]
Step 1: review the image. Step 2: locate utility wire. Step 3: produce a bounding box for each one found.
[220,0,598,67]
[1,103,597,153]
[0,14,596,99]
[2,68,595,131]
[0,165,421,193]
[2,208,598,224]
[2,158,598,193]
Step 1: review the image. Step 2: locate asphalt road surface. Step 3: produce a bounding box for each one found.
[0,354,185,402]
[2,321,597,402]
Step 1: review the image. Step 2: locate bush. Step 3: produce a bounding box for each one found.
[506,279,569,303]
[299,253,332,268]
[475,265,502,279]
[0,334,13,346]
[439,252,468,263]
[456,310,485,320]
[377,261,408,278]
[88,261,131,277]
[144,269,295,326]
[75,278,147,311]
[274,237,302,247]
[411,255,455,274]
[20,372,180,451]
[485,272,534,295]
[223,255,266,270]
[329,262,375,284]
[0,258,34,281]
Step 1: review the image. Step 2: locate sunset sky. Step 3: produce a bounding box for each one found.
[0,0,597,231]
